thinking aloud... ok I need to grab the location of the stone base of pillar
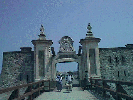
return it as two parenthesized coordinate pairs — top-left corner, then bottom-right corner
(35, 78), (49, 82)
(86, 33), (94, 38)
(38, 34), (46, 40)
(35, 79), (41, 82)
(91, 75), (101, 79)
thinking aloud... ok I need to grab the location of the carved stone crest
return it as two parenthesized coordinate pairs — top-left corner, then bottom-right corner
(59, 36), (75, 52)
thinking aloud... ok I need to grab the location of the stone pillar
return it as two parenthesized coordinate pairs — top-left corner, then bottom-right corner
(32, 28), (53, 81)
(51, 61), (56, 80)
(78, 56), (82, 86)
(79, 23), (101, 79)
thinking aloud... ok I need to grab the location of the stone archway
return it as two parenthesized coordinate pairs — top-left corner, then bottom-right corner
(51, 36), (82, 82)
(51, 53), (81, 80)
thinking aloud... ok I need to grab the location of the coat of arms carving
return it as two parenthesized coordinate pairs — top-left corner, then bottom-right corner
(59, 36), (75, 52)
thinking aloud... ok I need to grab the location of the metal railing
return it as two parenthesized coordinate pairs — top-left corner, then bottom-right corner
(0, 80), (56, 100)
(89, 78), (133, 100)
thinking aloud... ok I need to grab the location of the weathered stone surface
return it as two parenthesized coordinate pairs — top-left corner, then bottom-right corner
(99, 47), (133, 82)
(59, 36), (75, 52)
(99, 46), (133, 97)
(0, 49), (34, 89)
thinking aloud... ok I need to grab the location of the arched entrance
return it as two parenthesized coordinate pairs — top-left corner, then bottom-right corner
(51, 36), (82, 86)
(54, 60), (80, 87)
(51, 54), (81, 79)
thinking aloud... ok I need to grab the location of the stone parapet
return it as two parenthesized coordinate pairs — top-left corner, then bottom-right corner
(20, 47), (32, 52)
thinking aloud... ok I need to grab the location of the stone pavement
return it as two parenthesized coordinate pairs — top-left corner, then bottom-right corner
(35, 87), (103, 100)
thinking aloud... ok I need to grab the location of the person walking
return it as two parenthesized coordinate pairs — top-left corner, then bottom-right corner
(66, 74), (72, 91)
(67, 74), (73, 84)
(56, 74), (62, 92)
(83, 71), (89, 91)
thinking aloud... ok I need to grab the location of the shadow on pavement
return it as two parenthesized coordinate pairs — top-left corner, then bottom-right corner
(86, 89), (108, 100)
(63, 91), (71, 93)
(72, 84), (79, 87)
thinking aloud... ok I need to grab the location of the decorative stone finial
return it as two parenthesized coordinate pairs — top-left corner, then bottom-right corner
(87, 23), (92, 33)
(40, 24), (45, 34)
(38, 24), (46, 40)
(86, 23), (94, 38)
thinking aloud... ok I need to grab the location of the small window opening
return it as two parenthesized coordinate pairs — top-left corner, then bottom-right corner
(20, 75), (22, 81)
(108, 56), (112, 63)
(121, 56), (125, 65)
(118, 71), (119, 77)
(115, 57), (119, 63)
(128, 73), (130, 76)
(27, 75), (29, 83)
(124, 71), (126, 76)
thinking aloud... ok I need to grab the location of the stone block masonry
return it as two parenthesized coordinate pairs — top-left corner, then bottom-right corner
(0, 47), (34, 89)
(99, 46), (133, 82)
(99, 44), (133, 97)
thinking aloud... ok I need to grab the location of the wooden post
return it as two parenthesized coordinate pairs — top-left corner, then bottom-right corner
(95, 80), (97, 92)
(49, 80), (50, 91)
(42, 81), (44, 92)
(29, 85), (32, 100)
(17, 88), (19, 99)
(102, 79), (106, 97)
(90, 78), (92, 89)
(95, 80), (98, 93)
(39, 82), (40, 95)
(13, 88), (19, 99)
(116, 81), (120, 100)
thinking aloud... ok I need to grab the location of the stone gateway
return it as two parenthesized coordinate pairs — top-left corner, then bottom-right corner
(0, 23), (133, 91)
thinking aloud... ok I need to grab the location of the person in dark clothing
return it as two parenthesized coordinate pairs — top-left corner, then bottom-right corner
(83, 71), (89, 91)
(83, 78), (88, 90)
(56, 74), (62, 92)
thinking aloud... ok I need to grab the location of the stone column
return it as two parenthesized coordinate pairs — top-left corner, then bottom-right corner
(51, 61), (56, 80)
(79, 23), (101, 79)
(78, 56), (82, 86)
(32, 32), (53, 81)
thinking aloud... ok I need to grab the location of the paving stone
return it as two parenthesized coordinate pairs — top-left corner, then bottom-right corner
(35, 87), (101, 100)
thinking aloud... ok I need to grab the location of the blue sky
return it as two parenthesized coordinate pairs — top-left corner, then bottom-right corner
(57, 62), (78, 72)
(0, 0), (133, 73)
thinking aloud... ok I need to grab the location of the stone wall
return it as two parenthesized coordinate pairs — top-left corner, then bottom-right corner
(99, 46), (133, 81)
(99, 44), (133, 97)
(0, 48), (34, 89)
